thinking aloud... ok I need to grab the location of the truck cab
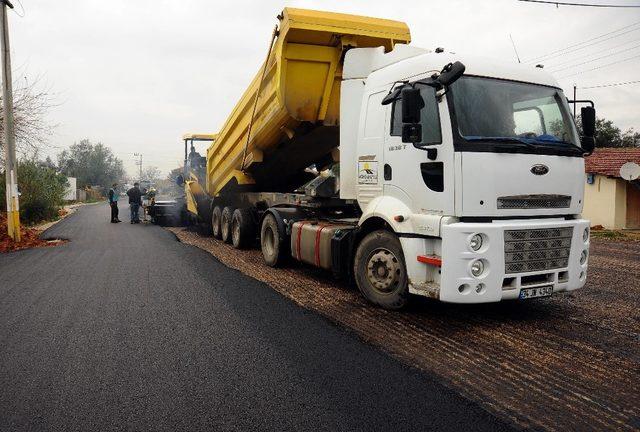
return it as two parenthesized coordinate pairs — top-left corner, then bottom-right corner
(341, 45), (593, 304)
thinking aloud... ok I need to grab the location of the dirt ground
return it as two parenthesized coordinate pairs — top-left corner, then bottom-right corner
(169, 227), (639, 431)
(0, 212), (66, 253)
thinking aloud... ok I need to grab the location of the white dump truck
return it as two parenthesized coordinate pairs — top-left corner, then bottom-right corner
(174, 8), (596, 309)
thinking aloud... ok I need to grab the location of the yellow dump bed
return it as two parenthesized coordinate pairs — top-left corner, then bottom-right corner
(205, 8), (410, 196)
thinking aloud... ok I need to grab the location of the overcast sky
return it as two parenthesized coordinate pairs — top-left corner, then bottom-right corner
(9, 0), (640, 176)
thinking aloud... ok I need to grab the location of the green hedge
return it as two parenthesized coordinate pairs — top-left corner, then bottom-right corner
(1, 160), (68, 224)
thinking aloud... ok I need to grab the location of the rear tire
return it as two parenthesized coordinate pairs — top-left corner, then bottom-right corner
(260, 213), (287, 267)
(180, 208), (190, 227)
(221, 206), (235, 243)
(354, 230), (409, 310)
(211, 206), (222, 239)
(231, 208), (255, 249)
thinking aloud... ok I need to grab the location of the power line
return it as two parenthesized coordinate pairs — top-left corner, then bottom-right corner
(524, 21), (640, 63)
(579, 79), (640, 89)
(549, 44), (640, 72)
(544, 36), (640, 67)
(518, 0), (640, 7)
(558, 52), (640, 78)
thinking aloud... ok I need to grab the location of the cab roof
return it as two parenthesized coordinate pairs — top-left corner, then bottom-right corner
(182, 133), (217, 141)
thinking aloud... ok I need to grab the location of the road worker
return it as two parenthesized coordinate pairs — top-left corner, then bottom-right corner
(108, 183), (121, 223)
(126, 182), (143, 224)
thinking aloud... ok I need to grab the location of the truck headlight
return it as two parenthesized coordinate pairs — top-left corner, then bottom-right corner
(580, 250), (588, 265)
(470, 259), (485, 277)
(583, 228), (589, 243)
(469, 233), (483, 251)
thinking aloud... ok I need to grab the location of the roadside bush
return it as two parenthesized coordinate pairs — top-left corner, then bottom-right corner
(0, 160), (68, 224)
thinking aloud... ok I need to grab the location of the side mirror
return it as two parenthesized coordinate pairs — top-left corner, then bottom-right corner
(176, 174), (185, 186)
(580, 106), (596, 154)
(382, 86), (403, 105)
(581, 136), (595, 154)
(581, 106), (596, 138)
(437, 61), (465, 87)
(401, 88), (424, 123)
(402, 123), (422, 143)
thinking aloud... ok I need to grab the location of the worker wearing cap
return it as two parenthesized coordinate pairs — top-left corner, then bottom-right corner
(126, 182), (143, 224)
(108, 183), (121, 223)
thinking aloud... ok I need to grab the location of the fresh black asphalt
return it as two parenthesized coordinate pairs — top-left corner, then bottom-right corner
(0, 202), (515, 431)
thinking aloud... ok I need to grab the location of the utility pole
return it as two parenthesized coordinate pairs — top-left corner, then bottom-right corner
(1, 0), (20, 242)
(573, 84), (577, 119)
(134, 153), (142, 181)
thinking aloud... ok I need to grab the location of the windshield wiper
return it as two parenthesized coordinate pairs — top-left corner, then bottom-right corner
(534, 137), (584, 154)
(465, 136), (539, 149)
(465, 136), (584, 154)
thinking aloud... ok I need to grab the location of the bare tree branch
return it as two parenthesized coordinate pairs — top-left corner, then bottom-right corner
(0, 73), (58, 163)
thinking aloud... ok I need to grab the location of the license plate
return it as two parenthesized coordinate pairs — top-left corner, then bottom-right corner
(519, 285), (553, 300)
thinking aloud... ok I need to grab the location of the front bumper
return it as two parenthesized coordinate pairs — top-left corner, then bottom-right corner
(435, 218), (589, 303)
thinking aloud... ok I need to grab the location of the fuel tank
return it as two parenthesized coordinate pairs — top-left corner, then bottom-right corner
(291, 221), (354, 270)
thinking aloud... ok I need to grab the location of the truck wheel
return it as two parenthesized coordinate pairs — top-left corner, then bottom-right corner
(232, 208), (255, 249)
(211, 206), (222, 238)
(221, 206), (235, 243)
(261, 213), (287, 267)
(354, 230), (409, 310)
(180, 208), (190, 226)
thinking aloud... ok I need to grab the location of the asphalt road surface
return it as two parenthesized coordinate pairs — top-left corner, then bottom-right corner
(0, 202), (514, 432)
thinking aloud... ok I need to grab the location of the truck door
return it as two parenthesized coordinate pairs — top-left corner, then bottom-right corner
(383, 85), (455, 216)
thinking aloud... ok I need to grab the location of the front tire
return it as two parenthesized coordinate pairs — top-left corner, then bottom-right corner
(354, 230), (409, 310)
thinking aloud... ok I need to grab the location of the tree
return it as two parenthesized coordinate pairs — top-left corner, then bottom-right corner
(167, 166), (183, 183)
(0, 160), (68, 223)
(575, 115), (639, 148)
(594, 118), (622, 148)
(0, 76), (57, 161)
(621, 128), (640, 147)
(161, 166), (185, 197)
(141, 165), (161, 182)
(57, 139), (124, 188)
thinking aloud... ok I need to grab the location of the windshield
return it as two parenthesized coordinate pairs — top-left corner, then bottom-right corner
(451, 77), (580, 148)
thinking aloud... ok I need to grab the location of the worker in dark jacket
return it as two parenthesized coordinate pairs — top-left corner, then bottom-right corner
(126, 182), (144, 224)
(108, 183), (121, 223)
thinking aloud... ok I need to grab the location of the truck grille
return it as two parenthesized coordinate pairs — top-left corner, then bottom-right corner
(504, 227), (573, 274)
(497, 195), (571, 209)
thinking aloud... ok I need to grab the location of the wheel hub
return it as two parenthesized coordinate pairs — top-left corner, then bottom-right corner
(366, 249), (400, 293)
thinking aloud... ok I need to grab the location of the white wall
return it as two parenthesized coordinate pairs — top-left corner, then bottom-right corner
(582, 174), (626, 229)
(64, 177), (77, 201)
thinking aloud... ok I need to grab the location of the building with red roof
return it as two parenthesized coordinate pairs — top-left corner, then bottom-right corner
(583, 148), (640, 229)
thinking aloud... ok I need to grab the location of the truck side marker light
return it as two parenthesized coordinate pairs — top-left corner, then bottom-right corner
(417, 255), (442, 267)
(394, 215), (405, 222)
